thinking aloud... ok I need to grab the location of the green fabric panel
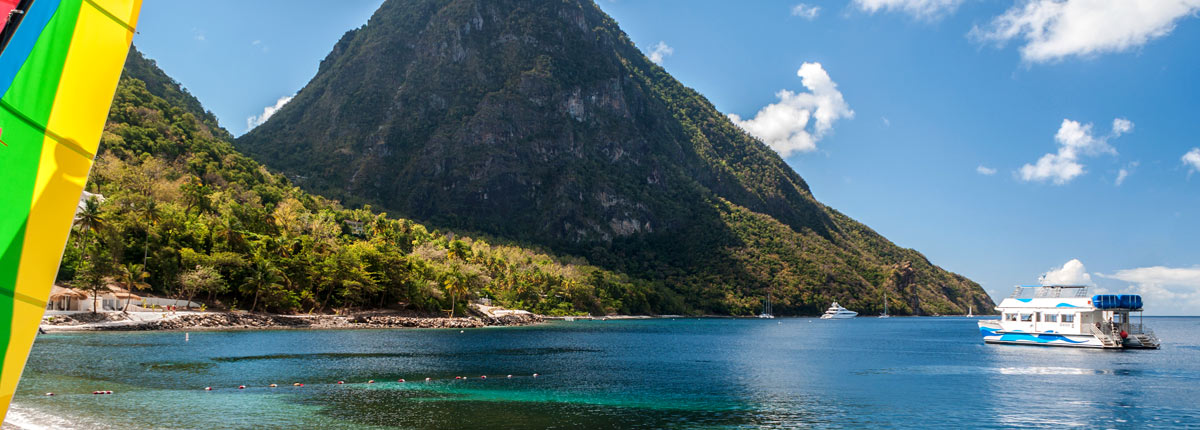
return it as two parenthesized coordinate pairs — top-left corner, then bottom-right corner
(0, 0), (81, 372)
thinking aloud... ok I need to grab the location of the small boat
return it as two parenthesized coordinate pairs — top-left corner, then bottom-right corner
(821, 302), (857, 319)
(966, 306), (973, 318)
(879, 293), (890, 318)
(758, 292), (775, 319)
(978, 285), (1160, 349)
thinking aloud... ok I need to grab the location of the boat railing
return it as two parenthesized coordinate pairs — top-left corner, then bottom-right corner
(1128, 323), (1154, 336)
(1088, 324), (1119, 346)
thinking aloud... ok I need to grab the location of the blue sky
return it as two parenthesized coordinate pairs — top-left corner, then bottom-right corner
(131, 0), (1200, 314)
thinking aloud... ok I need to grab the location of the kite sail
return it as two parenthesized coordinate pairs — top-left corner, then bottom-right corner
(0, 0), (141, 421)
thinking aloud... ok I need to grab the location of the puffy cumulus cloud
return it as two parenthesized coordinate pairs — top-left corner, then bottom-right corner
(246, 94), (294, 131)
(976, 165), (997, 175)
(728, 62), (854, 157)
(1018, 118), (1129, 185)
(791, 3), (821, 20)
(647, 41), (673, 65)
(853, 0), (964, 19)
(1183, 148), (1200, 174)
(1039, 259), (1094, 286)
(1112, 118), (1134, 136)
(1097, 265), (1200, 315)
(972, 0), (1200, 63)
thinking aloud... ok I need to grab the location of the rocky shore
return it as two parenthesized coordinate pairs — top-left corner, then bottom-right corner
(41, 308), (543, 332)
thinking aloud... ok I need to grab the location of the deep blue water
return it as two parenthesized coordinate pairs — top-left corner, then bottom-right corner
(7, 317), (1200, 429)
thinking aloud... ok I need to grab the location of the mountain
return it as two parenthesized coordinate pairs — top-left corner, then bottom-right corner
(64, 47), (675, 316)
(236, 0), (994, 315)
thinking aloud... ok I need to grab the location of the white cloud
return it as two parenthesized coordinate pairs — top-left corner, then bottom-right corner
(853, 0), (964, 19)
(728, 62), (854, 157)
(193, 28), (206, 42)
(246, 95), (294, 131)
(1115, 161), (1138, 186)
(1115, 168), (1130, 186)
(971, 0), (1200, 63)
(1112, 117), (1134, 136)
(1018, 118), (1129, 185)
(1039, 259), (1093, 286)
(882, 116), (890, 127)
(647, 41), (673, 65)
(976, 165), (997, 175)
(1097, 265), (1200, 315)
(1183, 148), (1200, 174)
(792, 3), (821, 20)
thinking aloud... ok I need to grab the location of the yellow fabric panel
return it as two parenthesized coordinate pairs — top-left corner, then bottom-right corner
(0, 0), (141, 403)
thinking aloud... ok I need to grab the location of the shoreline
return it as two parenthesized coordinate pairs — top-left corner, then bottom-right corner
(39, 311), (1002, 333)
(40, 309), (543, 333)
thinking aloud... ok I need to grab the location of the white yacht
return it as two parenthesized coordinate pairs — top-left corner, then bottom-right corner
(821, 302), (857, 319)
(978, 285), (1159, 349)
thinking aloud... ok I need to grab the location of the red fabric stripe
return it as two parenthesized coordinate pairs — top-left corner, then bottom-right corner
(0, 0), (21, 33)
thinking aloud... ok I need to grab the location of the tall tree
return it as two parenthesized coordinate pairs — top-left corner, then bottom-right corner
(115, 262), (150, 312)
(241, 260), (283, 313)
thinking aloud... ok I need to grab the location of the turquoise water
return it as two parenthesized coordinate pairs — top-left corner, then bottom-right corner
(7, 317), (1200, 429)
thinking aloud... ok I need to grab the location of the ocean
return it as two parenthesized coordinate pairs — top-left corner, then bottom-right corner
(6, 317), (1199, 429)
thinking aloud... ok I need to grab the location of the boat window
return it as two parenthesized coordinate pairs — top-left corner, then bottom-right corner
(1062, 314), (1074, 323)
(1020, 313), (1032, 322)
(1044, 314), (1058, 322)
(1005, 313), (1017, 321)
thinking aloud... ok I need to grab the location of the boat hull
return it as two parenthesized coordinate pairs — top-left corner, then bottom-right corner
(979, 323), (1104, 348)
(821, 313), (857, 319)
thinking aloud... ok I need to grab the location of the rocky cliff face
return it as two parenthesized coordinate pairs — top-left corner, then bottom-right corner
(237, 0), (994, 315)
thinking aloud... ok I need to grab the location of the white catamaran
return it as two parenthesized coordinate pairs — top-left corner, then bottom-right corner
(978, 285), (1160, 349)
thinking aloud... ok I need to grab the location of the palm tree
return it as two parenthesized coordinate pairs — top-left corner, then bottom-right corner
(241, 260), (283, 313)
(115, 263), (150, 312)
(443, 274), (470, 318)
(138, 200), (159, 267)
(73, 196), (104, 249)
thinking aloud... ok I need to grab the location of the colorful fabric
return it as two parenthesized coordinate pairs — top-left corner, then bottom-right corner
(0, 0), (141, 420)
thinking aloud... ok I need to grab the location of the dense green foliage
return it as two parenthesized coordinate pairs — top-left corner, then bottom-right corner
(236, 0), (994, 315)
(57, 49), (676, 316)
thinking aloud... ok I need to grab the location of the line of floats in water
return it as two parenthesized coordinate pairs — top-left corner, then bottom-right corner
(43, 373), (541, 397)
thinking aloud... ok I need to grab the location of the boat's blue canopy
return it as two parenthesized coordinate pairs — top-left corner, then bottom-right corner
(1092, 294), (1143, 310)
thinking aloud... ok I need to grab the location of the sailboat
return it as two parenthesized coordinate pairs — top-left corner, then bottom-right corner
(0, 0), (142, 421)
(758, 292), (775, 319)
(879, 292), (890, 318)
(967, 306), (973, 318)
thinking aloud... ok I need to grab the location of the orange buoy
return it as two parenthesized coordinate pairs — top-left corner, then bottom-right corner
(480, 375), (487, 379)
(455, 376), (462, 380)
(269, 384), (277, 388)
(205, 387), (212, 391)
(44, 393), (53, 396)
(337, 381), (344, 384)
(238, 385), (246, 389)
(425, 377), (432, 381)
(532, 373), (539, 377)
(367, 380), (375, 384)
(398, 379), (405, 382)
(506, 375), (512, 378)
(293, 382), (303, 387)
